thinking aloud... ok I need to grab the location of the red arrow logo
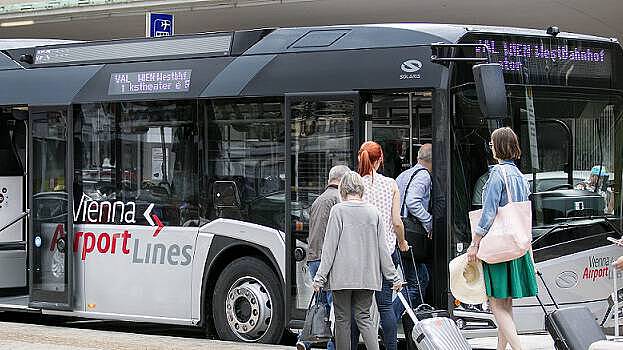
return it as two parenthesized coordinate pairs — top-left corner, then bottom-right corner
(152, 214), (164, 237)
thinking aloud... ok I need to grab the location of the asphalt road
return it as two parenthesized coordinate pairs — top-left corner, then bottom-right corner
(0, 311), (556, 349)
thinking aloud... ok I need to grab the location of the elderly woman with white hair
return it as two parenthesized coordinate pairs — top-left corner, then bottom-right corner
(313, 171), (402, 350)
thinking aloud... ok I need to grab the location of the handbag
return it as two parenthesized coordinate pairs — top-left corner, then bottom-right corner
(469, 165), (532, 264)
(401, 168), (432, 261)
(300, 290), (333, 342)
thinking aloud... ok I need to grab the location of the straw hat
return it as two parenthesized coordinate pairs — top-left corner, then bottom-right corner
(449, 253), (487, 304)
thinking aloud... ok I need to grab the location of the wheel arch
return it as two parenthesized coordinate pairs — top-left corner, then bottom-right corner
(199, 235), (285, 334)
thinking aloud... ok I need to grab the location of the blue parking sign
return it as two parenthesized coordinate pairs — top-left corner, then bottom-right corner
(146, 13), (174, 37)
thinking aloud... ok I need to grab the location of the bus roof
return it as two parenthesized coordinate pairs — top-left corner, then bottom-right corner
(4, 23), (618, 68)
(0, 23), (619, 106)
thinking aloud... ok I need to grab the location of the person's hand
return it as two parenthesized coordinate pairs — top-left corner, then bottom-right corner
(467, 244), (479, 263)
(398, 240), (410, 252)
(392, 281), (403, 292)
(312, 282), (321, 292)
(615, 256), (623, 270)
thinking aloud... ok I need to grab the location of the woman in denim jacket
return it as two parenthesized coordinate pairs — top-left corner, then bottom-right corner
(467, 127), (538, 350)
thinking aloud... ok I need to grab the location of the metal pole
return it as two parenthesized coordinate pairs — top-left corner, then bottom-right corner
(408, 93), (413, 166)
(615, 264), (619, 337)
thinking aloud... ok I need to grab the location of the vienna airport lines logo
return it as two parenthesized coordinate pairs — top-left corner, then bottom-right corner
(400, 59), (422, 80)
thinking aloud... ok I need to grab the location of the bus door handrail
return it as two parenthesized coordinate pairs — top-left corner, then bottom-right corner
(0, 209), (30, 235)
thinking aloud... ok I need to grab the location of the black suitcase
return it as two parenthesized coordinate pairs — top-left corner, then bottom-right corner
(536, 270), (607, 350)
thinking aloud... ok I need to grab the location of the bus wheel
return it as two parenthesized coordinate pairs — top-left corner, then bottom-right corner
(212, 256), (284, 343)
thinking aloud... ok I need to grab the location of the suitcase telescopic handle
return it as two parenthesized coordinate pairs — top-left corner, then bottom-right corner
(536, 270), (560, 310)
(397, 248), (425, 307)
(397, 292), (419, 324)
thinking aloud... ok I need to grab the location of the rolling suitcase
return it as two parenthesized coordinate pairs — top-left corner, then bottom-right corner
(397, 249), (450, 319)
(397, 292), (471, 350)
(536, 270), (607, 350)
(397, 250), (449, 350)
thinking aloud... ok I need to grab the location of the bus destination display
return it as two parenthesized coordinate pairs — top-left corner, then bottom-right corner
(469, 35), (613, 87)
(108, 69), (192, 95)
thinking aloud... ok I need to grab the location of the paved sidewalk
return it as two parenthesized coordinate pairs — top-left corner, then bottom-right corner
(0, 317), (557, 350)
(0, 320), (286, 350)
(469, 334), (554, 349)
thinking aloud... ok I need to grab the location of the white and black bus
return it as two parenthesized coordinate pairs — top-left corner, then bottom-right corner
(0, 23), (620, 343)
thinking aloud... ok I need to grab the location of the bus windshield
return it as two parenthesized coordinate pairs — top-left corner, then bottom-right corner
(452, 86), (623, 230)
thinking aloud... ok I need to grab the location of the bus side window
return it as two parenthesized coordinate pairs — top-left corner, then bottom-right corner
(74, 101), (199, 227)
(200, 100), (285, 230)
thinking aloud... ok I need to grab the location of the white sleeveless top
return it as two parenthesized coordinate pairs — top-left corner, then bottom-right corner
(362, 172), (397, 254)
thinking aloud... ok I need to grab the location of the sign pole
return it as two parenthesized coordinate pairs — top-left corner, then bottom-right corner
(145, 12), (151, 38)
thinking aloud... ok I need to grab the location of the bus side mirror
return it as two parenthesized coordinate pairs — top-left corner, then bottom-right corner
(213, 181), (241, 209)
(473, 63), (508, 120)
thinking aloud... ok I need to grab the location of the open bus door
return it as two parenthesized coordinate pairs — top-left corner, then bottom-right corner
(284, 92), (361, 322)
(29, 107), (73, 310)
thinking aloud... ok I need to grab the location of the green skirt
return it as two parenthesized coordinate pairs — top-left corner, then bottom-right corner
(483, 252), (538, 299)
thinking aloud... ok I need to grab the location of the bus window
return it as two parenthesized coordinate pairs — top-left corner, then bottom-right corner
(74, 101), (199, 227)
(200, 100), (285, 230)
(451, 86), (623, 252)
(368, 92), (432, 179)
(289, 99), (355, 206)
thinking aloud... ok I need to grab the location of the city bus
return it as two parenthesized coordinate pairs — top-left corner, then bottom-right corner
(0, 23), (620, 343)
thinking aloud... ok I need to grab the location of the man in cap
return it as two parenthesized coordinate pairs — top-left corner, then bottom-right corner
(576, 165), (614, 214)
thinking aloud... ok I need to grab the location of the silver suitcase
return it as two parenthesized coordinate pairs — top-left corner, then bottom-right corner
(397, 292), (471, 350)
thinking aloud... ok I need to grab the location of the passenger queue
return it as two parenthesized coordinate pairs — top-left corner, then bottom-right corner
(298, 127), (539, 350)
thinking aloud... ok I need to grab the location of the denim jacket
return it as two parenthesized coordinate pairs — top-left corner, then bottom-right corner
(475, 160), (530, 236)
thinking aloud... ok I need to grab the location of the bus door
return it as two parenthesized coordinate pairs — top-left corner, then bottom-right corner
(284, 92), (361, 320)
(29, 107), (73, 309)
(0, 106), (28, 297)
(365, 92), (433, 178)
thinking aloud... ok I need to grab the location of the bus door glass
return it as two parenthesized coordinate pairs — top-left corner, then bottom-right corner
(284, 92), (360, 318)
(367, 92), (433, 178)
(29, 107), (73, 309)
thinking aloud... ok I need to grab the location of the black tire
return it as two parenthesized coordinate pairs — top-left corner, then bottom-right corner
(212, 256), (285, 344)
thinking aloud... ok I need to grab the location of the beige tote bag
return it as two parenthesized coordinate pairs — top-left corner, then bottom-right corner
(469, 165), (532, 264)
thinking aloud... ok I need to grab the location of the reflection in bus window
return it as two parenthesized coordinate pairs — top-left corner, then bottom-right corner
(369, 93), (433, 179)
(74, 101), (198, 227)
(452, 87), (622, 234)
(289, 99), (355, 210)
(200, 100), (285, 230)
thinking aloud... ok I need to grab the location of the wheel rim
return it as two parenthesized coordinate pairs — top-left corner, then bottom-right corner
(225, 276), (273, 342)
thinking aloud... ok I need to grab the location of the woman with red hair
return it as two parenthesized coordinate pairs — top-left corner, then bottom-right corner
(354, 141), (408, 350)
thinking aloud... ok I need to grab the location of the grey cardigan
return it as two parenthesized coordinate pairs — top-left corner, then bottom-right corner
(313, 201), (402, 291)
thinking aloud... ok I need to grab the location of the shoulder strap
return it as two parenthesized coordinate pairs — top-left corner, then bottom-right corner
(401, 168), (428, 217)
(498, 165), (514, 203)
